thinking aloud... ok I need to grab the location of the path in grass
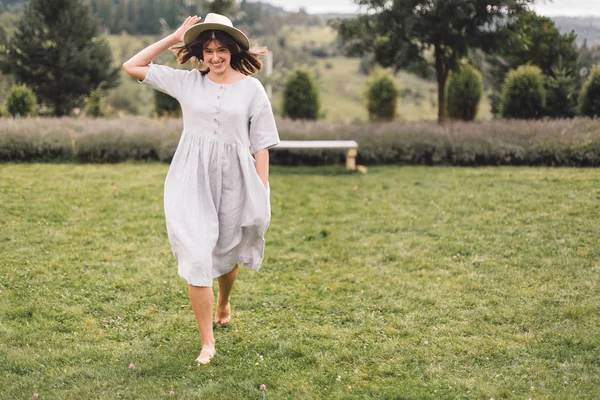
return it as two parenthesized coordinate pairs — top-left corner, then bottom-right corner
(1, 164), (599, 399)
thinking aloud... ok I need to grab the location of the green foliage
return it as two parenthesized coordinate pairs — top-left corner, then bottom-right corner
(5, 83), (36, 117)
(545, 64), (578, 119)
(334, 0), (535, 123)
(365, 69), (398, 121)
(580, 66), (600, 118)
(501, 65), (546, 120)
(207, 0), (236, 14)
(85, 88), (106, 118)
(487, 11), (579, 117)
(153, 90), (181, 117)
(2, 0), (120, 116)
(282, 69), (320, 120)
(446, 65), (483, 121)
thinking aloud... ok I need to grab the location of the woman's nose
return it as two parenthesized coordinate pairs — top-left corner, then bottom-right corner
(211, 53), (220, 61)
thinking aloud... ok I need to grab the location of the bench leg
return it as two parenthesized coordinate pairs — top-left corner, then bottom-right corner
(346, 148), (357, 171)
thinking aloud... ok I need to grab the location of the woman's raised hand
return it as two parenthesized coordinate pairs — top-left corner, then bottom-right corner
(173, 16), (202, 43)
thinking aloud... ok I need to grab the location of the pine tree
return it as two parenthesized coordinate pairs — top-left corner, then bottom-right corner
(545, 61), (578, 119)
(2, 0), (120, 116)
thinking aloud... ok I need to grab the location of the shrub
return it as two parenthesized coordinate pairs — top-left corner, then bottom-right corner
(85, 88), (106, 117)
(5, 84), (37, 117)
(446, 65), (483, 121)
(580, 65), (600, 118)
(365, 69), (399, 122)
(154, 90), (181, 117)
(501, 65), (546, 119)
(282, 69), (320, 120)
(76, 133), (159, 163)
(545, 65), (578, 119)
(2, 117), (600, 167)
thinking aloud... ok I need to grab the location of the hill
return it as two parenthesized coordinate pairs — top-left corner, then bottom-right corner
(553, 16), (600, 46)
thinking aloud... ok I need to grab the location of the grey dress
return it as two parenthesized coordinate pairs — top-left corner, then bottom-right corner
(142, 63), (280, 287)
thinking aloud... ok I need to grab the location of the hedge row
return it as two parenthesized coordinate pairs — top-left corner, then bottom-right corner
(1, 117), (600, 166)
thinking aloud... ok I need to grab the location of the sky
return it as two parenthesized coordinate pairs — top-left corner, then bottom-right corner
(265, 0), (600, 17)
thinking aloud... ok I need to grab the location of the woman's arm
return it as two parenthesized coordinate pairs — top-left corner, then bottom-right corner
(122, 16), (201, 81)
(254, 149), (270, 189)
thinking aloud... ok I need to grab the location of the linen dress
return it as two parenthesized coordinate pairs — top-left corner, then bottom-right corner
(141, 63), (280, 287)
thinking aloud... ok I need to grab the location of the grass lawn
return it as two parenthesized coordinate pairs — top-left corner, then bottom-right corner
(1, 163), (599, 399)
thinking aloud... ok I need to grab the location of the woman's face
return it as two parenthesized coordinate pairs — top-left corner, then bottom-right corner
(203, 40), (231, 75)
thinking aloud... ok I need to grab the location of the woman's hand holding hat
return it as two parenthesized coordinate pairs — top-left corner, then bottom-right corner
(173, 16), (202, 43)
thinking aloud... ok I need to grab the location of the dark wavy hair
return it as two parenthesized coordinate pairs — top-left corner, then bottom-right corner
(172, 30), (267, 76)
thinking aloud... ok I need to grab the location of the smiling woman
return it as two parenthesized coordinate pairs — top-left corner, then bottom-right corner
(171, 29), (266, 77)
(121, 13), (280, 366)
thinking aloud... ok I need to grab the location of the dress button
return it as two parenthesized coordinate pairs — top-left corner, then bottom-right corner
(220, 85), (223, 89)
(213, 130), (217, 134)
(214, 118), (217, 122)
(217, 96), (220, 99)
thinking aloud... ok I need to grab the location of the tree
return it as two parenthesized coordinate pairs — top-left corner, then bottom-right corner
(206, 0), (236, 15)
(446, 64), (483, 121)
(545, 62), (578, 119)
(282, 69), (320, 120)
(365, 69), (398, 121)
(486, 11), (579, 116)
(580, 66), (600, 118)
(2, 0), (119, 116)
(501, 65), (545, 119)
(335, 0), (534, 124)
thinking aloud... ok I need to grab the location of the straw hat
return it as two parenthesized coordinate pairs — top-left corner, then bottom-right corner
(183, 13), (250, 50)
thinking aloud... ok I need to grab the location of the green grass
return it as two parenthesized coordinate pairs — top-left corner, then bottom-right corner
(1, 163), (599, 399)
(279, 26), (338, 48)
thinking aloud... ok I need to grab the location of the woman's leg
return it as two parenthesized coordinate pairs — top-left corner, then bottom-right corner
(215, 264), (239, 326)
(188, 285), (216, 364)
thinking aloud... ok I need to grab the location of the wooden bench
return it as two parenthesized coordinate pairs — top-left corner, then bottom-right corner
(272, 140), (359, 170)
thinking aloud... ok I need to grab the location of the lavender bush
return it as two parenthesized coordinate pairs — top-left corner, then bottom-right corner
(1, 117), (599, 166)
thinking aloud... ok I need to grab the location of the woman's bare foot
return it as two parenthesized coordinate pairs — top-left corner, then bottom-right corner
(215, 300), (231, 327)
(195, 345), (216, 365)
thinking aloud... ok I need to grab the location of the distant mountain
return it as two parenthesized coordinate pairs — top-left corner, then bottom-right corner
(550, 16), (600, 47)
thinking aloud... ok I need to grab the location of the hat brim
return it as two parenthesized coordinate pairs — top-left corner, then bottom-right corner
(183, 23), (250, 50)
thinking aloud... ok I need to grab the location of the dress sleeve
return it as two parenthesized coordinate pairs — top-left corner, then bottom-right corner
(249, 81), (280, 153)
(139, 63), (188, 100)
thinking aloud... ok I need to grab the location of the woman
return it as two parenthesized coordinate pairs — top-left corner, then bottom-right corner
(123, 13), (279, 365)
